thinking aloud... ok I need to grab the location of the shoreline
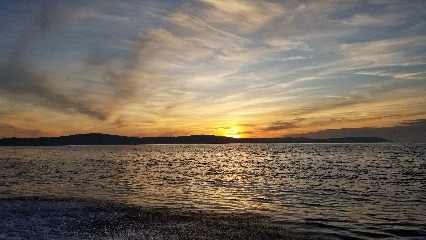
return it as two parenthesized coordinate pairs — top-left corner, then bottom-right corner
(1, 197), (330, 240)
(0, 133), (391, 146)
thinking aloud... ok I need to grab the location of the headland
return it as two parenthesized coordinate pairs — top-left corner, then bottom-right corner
(0, 133), (391, 146)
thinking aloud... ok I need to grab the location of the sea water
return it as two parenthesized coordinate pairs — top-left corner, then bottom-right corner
(0, 143), (425, 239)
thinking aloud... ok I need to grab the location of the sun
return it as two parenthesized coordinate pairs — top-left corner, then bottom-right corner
(224, 126), (242, 138)
(227, 134), (240, 138)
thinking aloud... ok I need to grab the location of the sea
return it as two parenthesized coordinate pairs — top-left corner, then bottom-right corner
(0, 143), (425, 239)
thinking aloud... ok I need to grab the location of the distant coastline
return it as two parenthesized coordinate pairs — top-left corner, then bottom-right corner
(0, 133), (391, 146)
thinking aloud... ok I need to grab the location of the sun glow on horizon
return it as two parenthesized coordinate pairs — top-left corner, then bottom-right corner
(227, 134), (241, 138)
(223, 125), (243, 138)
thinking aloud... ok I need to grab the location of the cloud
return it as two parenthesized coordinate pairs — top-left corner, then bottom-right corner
(354, 70), (426, 80)
(200, 0), (283, 32)
(263, 121), (297, 132)
(37, 0), (100, 33)
(342, 13), (398, 27)
(0, 65), (110, 120)
(0, 123), (54, 138)
(0, 2), (110, 120)
(1, 1), (425, 138)
(287, 119), (426, 142)
(256, 85), (426, 138)
(0, 1), (174, 121)
(340, 36), (426, 67)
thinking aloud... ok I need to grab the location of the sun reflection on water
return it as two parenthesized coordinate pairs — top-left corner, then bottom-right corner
(2, 143), (425, 238)
(116, 144), (282, 214)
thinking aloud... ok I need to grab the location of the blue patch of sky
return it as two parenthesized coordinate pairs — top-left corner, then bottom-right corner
(386, 65), (426, 76)
(328, 1), (388, 20)
(327, 1), (425, 42)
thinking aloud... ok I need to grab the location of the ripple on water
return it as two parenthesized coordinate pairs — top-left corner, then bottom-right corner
(0, 143), (425, 239)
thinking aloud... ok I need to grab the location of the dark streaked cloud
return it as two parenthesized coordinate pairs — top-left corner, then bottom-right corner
(0, 1), (425, 138)
(263, 121), (298, 132)
(0, 1), (173, 121)
(0, 65), (110, 120)
(0, 1), (109, 120)
(287, 119), (426, 142)
(0, 123), (51, 138)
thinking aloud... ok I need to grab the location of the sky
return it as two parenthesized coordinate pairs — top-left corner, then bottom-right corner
(0, 0), (425, 141)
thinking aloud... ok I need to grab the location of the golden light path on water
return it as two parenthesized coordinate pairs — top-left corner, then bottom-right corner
(1, 144), (425, 239)
(119, 144), (283, 214)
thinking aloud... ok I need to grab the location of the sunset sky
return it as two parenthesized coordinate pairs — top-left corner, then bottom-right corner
(0, 0), (425, 141)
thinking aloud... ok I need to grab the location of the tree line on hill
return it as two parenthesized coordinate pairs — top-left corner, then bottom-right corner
(0, 133), (391, 146)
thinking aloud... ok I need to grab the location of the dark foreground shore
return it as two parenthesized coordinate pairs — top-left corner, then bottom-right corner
(1, 197), (339, 240)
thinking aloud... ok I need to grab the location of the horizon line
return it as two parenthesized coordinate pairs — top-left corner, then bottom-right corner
(0, 132), (392, 140)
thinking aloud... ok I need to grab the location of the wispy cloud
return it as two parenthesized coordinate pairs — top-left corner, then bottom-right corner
(0, 123), (51, 138)
(288, 119), (426, 142)
(0, 0), (425, 139)
(340, 36), (426, 67)
(0, 1), (177, 122)
(200, 0), (283, 33)
(263, 121), (298, 132)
